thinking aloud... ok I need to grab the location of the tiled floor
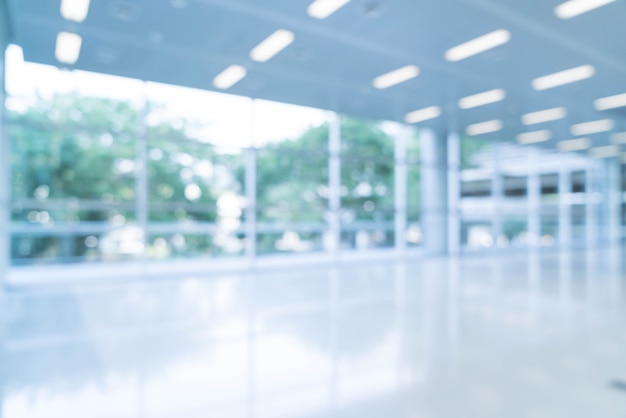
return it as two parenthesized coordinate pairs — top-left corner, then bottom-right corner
(2, 247), (626, 417)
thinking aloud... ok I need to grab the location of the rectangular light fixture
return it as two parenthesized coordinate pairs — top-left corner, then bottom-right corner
(555, 0), (616, 19)
(458, 89), (506, 109)
(404, 106), (442, 124)
(557, 138), (591, 152)
(521, 107), (567, 125)
(610, 132), (626, 144)
(531, 65), (595, 90)
(373, 65), (420, 89)
(307, 0), (351, 19)
(570, 119), (614, 136)
(213, 65), (247, 89)
(590, 145), (620, 158)
(55, 32), (82, 64)
(60, 0), (90, 22)
(250, 29), (295, 63)
(594, 93), (626, 111)
(516, 130), (552, 144)
(466, 120), (503, 136)
(444, 30), (511, 62)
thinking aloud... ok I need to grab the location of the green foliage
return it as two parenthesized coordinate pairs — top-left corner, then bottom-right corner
(461, 136), (491, 169)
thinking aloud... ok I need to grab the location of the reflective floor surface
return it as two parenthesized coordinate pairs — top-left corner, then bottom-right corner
(2, 247), (626, 418)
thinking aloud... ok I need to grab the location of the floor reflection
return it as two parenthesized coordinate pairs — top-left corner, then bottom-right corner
(3, 247), (626, 417)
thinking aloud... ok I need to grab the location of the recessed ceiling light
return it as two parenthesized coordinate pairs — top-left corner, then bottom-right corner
(307, 0), (351, 19)
(466, 120), (503, 136)
(570, 119), (614, 136)
(521, 107), (567, 125)
(594, 93), (626, 111)
(555, 0), (616, 19)
(517, 130), (552, 144)
(61, 0), (91, 22)
(590, 145), (620, 158)
(611, 132), (626, 145)
(404, 106), (442, 124)
(213, 65), (247, 89)
(531, 65), (595, 90)
(444, 30), (511, 62)
(558, 138), (591, 152)
(55, 32), (82, 64)
(372, 65), (420, 89)
(250, 29), (295, 63)
(458, 89), (506, 109)
(610, 132), (626, 144)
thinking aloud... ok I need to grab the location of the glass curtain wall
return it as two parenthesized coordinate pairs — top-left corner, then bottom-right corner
(458, 135), (598, 251)
(7, 56), (423, 266)
(144, 83), (249, 259)
(8, 61), (145, 264)
(339, 116), (395, 250)
(254, 100), (328, 255)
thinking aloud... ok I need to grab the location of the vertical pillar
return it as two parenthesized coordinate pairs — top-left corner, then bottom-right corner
(328, 112), (341, 257)
(0, 8), (10, 283)
(558, 166), (572, 247)
(447, 132), (460, 255)
(585, 161), (598, 247)
(245, 99), (257, 261)
(492, 145), (504, 246)
(1, 10), (11, 418)
(606, 158), (621, 245)
(394, 125), (408, 253)
(420, 127), (447, 255)
(135, 89), (149, 257)
(527, 150), (541, 247)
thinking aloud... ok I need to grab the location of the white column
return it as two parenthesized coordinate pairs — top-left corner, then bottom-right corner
(447, 132), (460, 255)
(606, 158), (621, 245)
(420, 127), (447, 255)
(394, 126), (408, 253)
(558, 166), (572, 247)
(585, 161), (598, 247)
(492, 145), (504, 246)
(245, 99), (257, 261)
(328, 112), (341, 257)
(0, 21), (9, 283)
(527, 151), (541, 247)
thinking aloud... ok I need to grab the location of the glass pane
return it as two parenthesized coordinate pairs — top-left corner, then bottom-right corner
(340, 116), (394, 249)
(254, 100), (328, 255)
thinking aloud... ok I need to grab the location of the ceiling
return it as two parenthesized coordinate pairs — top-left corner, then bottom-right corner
(4, 0), (626, 150)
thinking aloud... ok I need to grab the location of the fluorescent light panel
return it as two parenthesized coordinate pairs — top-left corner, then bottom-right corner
(307, 0), (350, 19)
(517, 130), (552, 144)
(444, 29), (511, 62)
(250, 29), (295, 63)
(404, 106), (442, 124)
(558, 138), (591, 152)
(60, 0), (90, 22)
(458, 89), (505, 109)
(373, 65), (420, 89)
(590, 145), (620, 158)
(570, 119), (614, 136)
(466, 120), (503, 136)
(55, 32), (82, 64)
(531, 65), (595, 90)
(594, 93), (626, 111)
(521, 107), (567, 125)
(213, 65), (247, 89)
(610, 132), (626, 144)
(555, 0), (616, 19)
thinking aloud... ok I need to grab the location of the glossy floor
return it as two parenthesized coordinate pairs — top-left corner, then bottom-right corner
(2, 248), (626, 418)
